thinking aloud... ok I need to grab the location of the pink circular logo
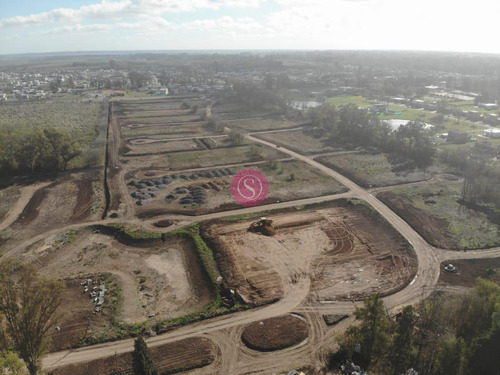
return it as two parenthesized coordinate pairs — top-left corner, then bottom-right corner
(231, 169), (269, 207)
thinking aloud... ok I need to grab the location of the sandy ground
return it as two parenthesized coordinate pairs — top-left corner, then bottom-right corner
(30, 231), (213, 324)
(209, 205), (416, 306)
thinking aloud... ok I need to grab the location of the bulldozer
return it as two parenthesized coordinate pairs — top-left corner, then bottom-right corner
(248, 217), (275, 236)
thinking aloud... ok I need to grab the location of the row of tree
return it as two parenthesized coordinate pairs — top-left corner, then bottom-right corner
(308, 103), (435, 168)
(0, 126), (81, 175)
(338, 279), (500, 375)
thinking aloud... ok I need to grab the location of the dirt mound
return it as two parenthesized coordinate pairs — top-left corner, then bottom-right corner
(154, 219), (174, 228)
(241, 314), (309, 352)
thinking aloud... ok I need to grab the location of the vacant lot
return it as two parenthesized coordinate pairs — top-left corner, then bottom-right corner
(256, 130), (331, 154)
(204, 200), (416, 305)
(0, 172), (102, 249)
(47, 337), (216, 375)
(316, 152), (433, 188)
(439, 258), (500, 287)
(128, 160), (346, 217)
(378, 183), (500, 249)
(25, 227), (214, 345)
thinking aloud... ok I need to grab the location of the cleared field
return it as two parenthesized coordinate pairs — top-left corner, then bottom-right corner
(121, 122), (214, 140)
(121, 114), (202, 126)
(128, 160), (346, 217)
(378, 183), (500, 249)
(439, 258), (500, 287)
(241, 314), (309, 351)
(316, 152), (433, 188)
(1, 172), (102, 246)
(27, 228), (214, 346)
(123, 144), (284, 171)
(204, 200), (416, 305)
(47, 337), (216, 375)
(256, 129), (331, 154)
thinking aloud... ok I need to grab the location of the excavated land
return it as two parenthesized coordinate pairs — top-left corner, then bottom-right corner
(0, 172), (103, 253)
(24, 228), (214, 347)
(203, 200), (417, 306)
(47, 337), (217, 375)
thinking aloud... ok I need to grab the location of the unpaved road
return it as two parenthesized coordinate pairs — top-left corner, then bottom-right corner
(35, 132), (500, 374)
(0, 182), (51, 232)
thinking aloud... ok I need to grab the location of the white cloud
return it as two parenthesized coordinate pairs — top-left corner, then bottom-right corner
(41, 23), (114, 35)
(0, 0), (268, 28)
(182, 16), (262, 31)
(0, 8), (77, 28)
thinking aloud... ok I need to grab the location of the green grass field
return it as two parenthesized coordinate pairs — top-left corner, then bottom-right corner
(316, 152), (433, 188)
(0, 97), (101, 145)
(325, 95), (372, 108)
(166, 144), (284, 170)
(392, 183), (500, 249)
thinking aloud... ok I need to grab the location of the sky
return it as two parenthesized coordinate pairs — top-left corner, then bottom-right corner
(1, 0), (500, 55)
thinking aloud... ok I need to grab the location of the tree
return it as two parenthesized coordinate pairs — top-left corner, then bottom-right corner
(0, 260), (64, 375)
(433, 337), (466, 375)
(343, 293), (391, 368)
(228, 130), (244, 145)
(42, 127), (82, 170)
(466, 327), (500, 375)
(128, 71), (148, 88)
(390, 306), (416, 375)
(0, 352), (28, 375)
(132, 337), (158, 375)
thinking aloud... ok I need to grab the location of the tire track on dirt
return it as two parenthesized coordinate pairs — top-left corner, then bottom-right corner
(0, 182), (52, 232)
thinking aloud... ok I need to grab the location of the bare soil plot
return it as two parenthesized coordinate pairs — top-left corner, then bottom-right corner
(241, 314), (309, 351)
(27, 228), (214, 345)
(256, 130), (332, 154)
(316, 152), (432, 188)
(128, 160), (346, 217)
(203, 200), (416, 305)
(439, 258), (500, 287)
(377, 183), (500, 249)
(47, 337), (216, 375)
(3, 173), (102, 244)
